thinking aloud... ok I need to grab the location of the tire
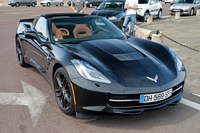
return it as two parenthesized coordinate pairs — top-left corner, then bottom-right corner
(53, 67), (75, 115)
(157, 10), (162, 19)
(16, 37), (28, 67)
(119, 19), (124, 30)
(31, 2), (36, 7)
(60, 2), (64, 6)
(190, 8), (194, 16)
(143, 11), (150, 22)
(15, 2), (20, 7)
(47, 2), (51, 7)
(89, 3), (92, 8)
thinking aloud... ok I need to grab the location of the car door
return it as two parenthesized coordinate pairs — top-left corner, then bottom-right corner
(149, 0), (159, 16)
(27, 17), (51, 81)
(20, 0), (27, 5)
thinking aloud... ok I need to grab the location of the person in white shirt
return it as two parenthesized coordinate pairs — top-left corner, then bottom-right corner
(122, 0), (138, 36)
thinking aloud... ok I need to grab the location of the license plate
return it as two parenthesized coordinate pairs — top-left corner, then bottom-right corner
(140, 88), (172, 103)
(174, 9), (180, 12)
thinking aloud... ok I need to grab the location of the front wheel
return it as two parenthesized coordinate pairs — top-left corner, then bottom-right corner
(157, 10), (162, 19)
(53, 67), (75, 115)
(143, 11), (150, 22)
(190, 8), (194, 16)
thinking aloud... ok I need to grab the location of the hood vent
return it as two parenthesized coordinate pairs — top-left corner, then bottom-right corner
(113, 51), (145, 61)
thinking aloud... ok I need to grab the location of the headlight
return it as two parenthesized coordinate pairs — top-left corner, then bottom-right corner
(183, 6), (190, 10)
(108, 16), (117, 21)
(71, 59), (111, 84)
(169, 49), (183, 71)
(137, 8), (142, 12)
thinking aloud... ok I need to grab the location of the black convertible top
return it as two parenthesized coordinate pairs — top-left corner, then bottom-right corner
(41, 13), (89, 19)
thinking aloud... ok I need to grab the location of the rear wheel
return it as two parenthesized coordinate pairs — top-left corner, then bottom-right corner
(60, 2), (64, 6)
(15, 2), (20, 7)
(16, 37), (28, 67)
(89, 3), (92, 8)
(119, 19), (124, 30)
(53, 67), (75, 115)
(31, 2), (36, 7)
(47, 2), (51, 7)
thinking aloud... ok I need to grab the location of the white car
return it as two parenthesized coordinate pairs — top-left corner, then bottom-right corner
(40, 0), (64, 6)
(137, 0), (163, 21)
(164, 0), (174, 4)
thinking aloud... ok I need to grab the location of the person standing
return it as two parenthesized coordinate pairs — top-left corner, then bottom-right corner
(71, 0), (87, 13)
(122, 0), (138, 36)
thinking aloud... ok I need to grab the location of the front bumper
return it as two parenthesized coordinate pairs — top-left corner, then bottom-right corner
(72, 76), (185, 115)
(170, 9), (191, 15)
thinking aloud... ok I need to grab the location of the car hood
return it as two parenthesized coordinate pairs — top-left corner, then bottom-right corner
(63, 39), (177, 87)
(90, 10), (122, 17)
(171, 3), (192, 8)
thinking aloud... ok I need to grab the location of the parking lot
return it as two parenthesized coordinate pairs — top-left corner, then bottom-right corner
(0, 4), (200, 133)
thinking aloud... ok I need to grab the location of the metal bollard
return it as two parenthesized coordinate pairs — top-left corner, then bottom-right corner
(151, 33), (163, 43)
(147, 15), (153, 25)
(196, 9), (200, 16)
(175, 12), (180, 19)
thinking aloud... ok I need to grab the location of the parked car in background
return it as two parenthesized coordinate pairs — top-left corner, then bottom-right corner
(8, 0), (37, 7)
(40, 0), (64, 7)
(170, 0), (200, 16)
(67, 0), (71, 6)
(137, 0), (162, 21)
(90, 0), (126, 29)
(68, 0), (103, 7)
(86, 0), (104, 8)
(164, 0), (173, 4)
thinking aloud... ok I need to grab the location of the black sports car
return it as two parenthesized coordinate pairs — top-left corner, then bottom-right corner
(15, 13), (186, 118)
(90, 0), (126, 29)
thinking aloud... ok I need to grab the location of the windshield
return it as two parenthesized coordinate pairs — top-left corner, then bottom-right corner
(50, 16), (126, 44)
(138, 0), (149, 4)
(97, 1), (124, 10)
(174, 0), (194, 3)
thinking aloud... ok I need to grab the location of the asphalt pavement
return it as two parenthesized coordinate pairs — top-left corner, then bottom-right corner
(136, 15), (200, 103)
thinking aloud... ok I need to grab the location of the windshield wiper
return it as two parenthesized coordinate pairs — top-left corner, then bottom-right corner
(58, 40), (82, 44)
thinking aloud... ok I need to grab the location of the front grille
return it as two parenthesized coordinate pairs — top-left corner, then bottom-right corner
(108, 82), (184, 109)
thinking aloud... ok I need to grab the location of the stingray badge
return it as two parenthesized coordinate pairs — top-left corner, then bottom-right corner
(146, 75), (158, 83)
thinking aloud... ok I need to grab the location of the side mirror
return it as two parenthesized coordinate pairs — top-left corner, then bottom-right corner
(24, 29), (52, 50)
(150, 1), (154, 5)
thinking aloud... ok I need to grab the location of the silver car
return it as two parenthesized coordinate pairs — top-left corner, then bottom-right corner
(170, 0), (200, 16)
(40, 0), (64, 7)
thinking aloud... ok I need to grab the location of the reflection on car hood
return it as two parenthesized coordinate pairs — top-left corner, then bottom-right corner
(90, 10), (122, 17)
(64, 39), (176, 87)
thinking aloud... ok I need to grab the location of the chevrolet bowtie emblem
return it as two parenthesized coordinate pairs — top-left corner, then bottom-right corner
(146, 75), (158, 83)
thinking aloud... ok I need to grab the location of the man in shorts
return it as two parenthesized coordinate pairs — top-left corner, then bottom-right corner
(71, 0), (87, 13)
